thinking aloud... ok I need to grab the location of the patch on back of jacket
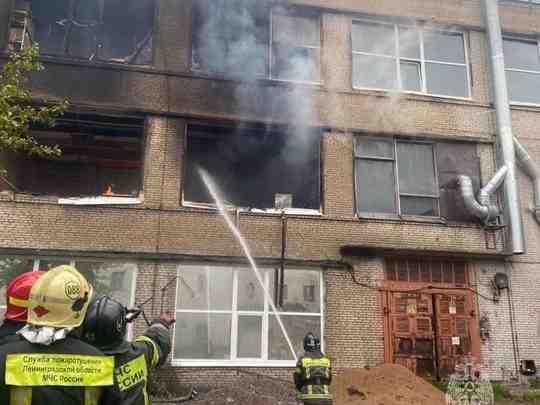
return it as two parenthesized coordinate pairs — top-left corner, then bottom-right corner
(115, 354), (148, 391)
(5, 353), (114, 386)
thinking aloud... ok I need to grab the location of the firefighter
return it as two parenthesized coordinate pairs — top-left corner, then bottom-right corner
(0, 271), (44, 345)
(293, 332), (333, 405)
(81, 295), (174, 405)
(0, 265), (114, 405)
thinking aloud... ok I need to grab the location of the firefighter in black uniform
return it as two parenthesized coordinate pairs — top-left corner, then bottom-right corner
(294, 333), (333, 405)
(81, 295), (174, 405)
(0, 265), (114, 405)
(0, 271), (44, 345)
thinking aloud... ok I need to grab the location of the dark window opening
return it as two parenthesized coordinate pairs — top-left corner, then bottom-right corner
(192, 0), (269, 77)
(30, 0), (155, 64)
(1, 114), (144, 198)
(184, 124), (320, 211)
(354, 136), (480, 221)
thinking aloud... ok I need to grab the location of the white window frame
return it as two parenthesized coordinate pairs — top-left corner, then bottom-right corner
(354, 136), (440, 218)
(351, 19), (472, 100)
(503, 36), (540, 107)
(171, 265), (324, 367)
(269, 8), (322, 85)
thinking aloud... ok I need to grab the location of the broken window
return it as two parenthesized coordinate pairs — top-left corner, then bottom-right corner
(354, 136), (480, 220)
(192, 0), (269, 77)
(173, 265), (322, 364)
(30, 0), (154, 64)
(184, 124), (321, 213)
(352, 21), (470, 98)
(271, 9), (321, 82)
(385, 258), (469, 285)
(1, 114), (144, 199)
(504, 37), (540, 105)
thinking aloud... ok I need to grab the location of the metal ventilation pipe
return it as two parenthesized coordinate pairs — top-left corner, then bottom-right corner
(458, 165), (508, 223)
(514, 138), (540, 224)
(483, 0), (525, 253)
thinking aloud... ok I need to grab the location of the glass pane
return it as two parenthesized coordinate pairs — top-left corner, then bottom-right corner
(272, 14), (320, 47)
(425, 63), (469, 97)
(354, 137), (394, 158)
(176, 266), (233, 310)
(397, 143), (436, 196)
(237, 316), (262, 358)
(507, 70), (540, 104)
(400, 196), (439, 216)
(353, 54), (396, 89)
(503, 39), (540, 72)
(352, 22), (395, 56)
(400, 61), (422, 92)
(174, 313), (231, 359)
(272, 45), (320, 82)
(38, 259), (70, 272)
(355, 160), (396, 214)
(268, 315), (321, 360)
(75, 262), (136, 306)
(424, 31), (465, 63)
(237, 269), (264, 311)
(269, 269), (321, 313)
(0, 257), (34, 306)
(399, 27), (421, 59)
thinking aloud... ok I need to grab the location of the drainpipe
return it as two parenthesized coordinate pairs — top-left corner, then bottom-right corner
(483, 0), (525, 254)
(514, 138), (540, 224)
(458, 165), (507, 224)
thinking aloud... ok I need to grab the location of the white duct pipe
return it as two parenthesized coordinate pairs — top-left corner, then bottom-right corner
(483, 0), (525, 253)
(514, 138), (540, 225)
(458, 166), (507, 223)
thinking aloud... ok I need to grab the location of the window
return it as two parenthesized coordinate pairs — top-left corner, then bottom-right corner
(504, 38), (540, 105)
(0, 114), (144, 199)
(30, 0), (155, 64)
(184, 124), (321, 213)
(385, 258), (468, 286)
(173, 265), (323, 365)
(352, 21), (470, 98)
(271, 10), (321, 82)
(191, 3), (320, 83)
(0, 257), (137, 322)
(192, 0), (269, 77)
(354, 136), (481, 220)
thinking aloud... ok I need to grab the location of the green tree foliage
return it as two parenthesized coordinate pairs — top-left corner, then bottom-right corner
(0, 45), (68, 177)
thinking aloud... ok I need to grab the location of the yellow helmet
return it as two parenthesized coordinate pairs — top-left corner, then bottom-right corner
(27, 265), (93, 328)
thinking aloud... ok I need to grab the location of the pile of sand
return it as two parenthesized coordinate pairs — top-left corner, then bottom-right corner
(333, 364), (446, 405)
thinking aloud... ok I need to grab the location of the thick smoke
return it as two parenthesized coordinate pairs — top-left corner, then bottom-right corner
(193, 0), (319, 209)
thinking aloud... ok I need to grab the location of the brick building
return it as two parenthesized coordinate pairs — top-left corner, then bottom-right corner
(1, 0), (540, 384)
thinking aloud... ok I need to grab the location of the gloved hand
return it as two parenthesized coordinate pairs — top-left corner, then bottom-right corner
(158, 311), (175, 327)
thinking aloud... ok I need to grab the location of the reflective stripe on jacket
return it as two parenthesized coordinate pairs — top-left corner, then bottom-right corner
(294, 352), (333, 404)
(100, 322), (171, 405)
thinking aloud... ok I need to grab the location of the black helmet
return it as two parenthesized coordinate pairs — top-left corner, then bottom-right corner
(81, 295), (127, 349)
(303, 332), (320, 352)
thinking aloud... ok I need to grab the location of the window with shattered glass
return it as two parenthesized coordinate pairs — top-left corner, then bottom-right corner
(184, 124), (321, 212)
(354, 136), (480, 220)
(352, 21), (470, 98)
(192, 0), (269, 77)
(173, 265), (323, 364)
(30, 0), (154, 64)
(504, 37), (540, 105)
(0, 114), (144, 198)
(271, 9), (321, 82)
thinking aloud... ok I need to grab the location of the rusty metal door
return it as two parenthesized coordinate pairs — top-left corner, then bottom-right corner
(388, 291), (474, 377)
(435, 293), (474, 377)
(390, 292), (436, 376)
